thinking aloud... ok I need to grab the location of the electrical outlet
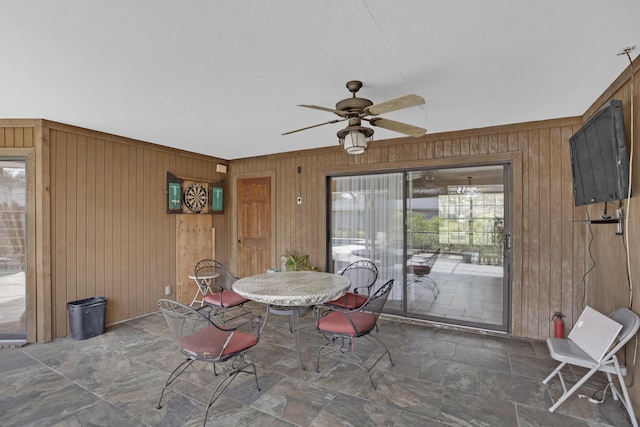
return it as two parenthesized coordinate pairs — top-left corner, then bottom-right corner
(297, 196), (302, 205)
(165, 285), (172, 295)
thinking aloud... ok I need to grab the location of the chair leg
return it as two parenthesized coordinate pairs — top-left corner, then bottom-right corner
(542, 362), (567, 387)
(366, 333), (395, 369)
(202, 361), (260, 427)
(156, 358), (194, 410)
(220, 305), (253, 324)
(611, 357), (639, 427)
(548, 364), (601, 413)
(316, 333), (393, 390)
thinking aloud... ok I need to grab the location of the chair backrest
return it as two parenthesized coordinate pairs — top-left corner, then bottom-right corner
(195, 259), (238, 290)
(339, 260), (378, 295)
(410, 248), (440, 276)
(158, 298), (257, 362)
(607, 307), (640, 357)
(358, 279), (394, 321)
(425, 248), (441, 269)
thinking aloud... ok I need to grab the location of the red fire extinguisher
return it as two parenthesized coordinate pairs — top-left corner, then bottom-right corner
(552, 312), (565, 338)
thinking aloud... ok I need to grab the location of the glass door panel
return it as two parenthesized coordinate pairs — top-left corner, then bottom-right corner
(405, 165), (507, 330)
(329, 173), (404, 302)
(0, 159), (27, 340)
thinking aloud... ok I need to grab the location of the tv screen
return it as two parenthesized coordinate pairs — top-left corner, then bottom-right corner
(569, 99), (630, 207)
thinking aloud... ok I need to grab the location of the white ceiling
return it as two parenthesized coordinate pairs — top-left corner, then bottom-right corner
(2, 1), (639, 160)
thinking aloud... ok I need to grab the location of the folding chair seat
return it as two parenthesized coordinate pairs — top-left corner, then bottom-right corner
(542, 307), (640, 427)
(196, 259), (252, 323)
(156, 299), (261, 427)
(315, 279), (394, 389)
(325, 260), (378, 310)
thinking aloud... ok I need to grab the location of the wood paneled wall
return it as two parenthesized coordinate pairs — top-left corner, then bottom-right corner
(579, 57), (640, 409)
(0, 120), (229, 340)
(228, 118), (586, 340)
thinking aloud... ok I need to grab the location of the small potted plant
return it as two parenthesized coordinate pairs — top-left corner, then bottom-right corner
(284, 250), (318, 271)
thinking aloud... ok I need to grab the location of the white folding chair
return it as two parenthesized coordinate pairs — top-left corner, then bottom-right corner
(542, 307), (640, 427)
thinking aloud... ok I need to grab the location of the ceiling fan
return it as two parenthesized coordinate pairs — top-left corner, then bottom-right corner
(283, 80), (427, 154)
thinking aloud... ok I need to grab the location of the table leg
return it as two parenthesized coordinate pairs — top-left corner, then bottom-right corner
(292, 308), (304, 370)
(267, 305), (307, 370)
(190, 286), (204, 307)
(190, 278), (212, 308)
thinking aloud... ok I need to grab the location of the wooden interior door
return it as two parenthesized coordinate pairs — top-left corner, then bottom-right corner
(237, 177), (272, 277)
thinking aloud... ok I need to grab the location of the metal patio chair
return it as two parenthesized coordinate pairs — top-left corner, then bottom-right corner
(156, 299), (261, 427)
(408, 248), (440, 298)
(315, 279), (395, 389)
(196, 259), (252, 322)
(325, 259), (378, 310)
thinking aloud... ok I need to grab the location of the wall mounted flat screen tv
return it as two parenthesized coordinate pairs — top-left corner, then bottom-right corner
(569, 99), (630, 207)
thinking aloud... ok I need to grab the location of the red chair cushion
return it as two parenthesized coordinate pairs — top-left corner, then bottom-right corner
(325, 292), (368, 310)
(412, 265), (431, 275)
(204, 290), (249, 308)
(317, 310), (376, 336)
(180, 326), (258, 359)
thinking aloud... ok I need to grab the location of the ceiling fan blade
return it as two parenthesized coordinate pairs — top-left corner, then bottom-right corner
(282, 118), (347, 135)
(367, 117), (427, 138)
(298, 104), (349, 116)
(365, 94), (425, 116)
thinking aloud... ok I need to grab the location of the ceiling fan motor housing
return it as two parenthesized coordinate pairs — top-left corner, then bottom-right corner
(335, 97), (373, 114)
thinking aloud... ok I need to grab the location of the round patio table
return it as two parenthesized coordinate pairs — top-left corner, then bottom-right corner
(233, 271), (350, 369)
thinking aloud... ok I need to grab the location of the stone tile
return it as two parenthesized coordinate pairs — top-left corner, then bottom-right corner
(429, 327), (485, 347)
(544, 378), (634, 426)
(417, 357), (483, 393)
(312, 391), (400, 426)
(370, 372), (444, 419)
(478, 368), (551, 409)
(397, 334), (457, 360)
(483, 334), (537, 355)
(222, 367), (283, 406)
(531, 339), (552, 359)
(0, 366), (102, 427)
(314, 359), (381, 399)
(510, 352), (562, 380)
(453, 343), (511, 373)
(394, 410), (448, 426)
(438, 387), (518, 426)
(251, 376), (335, 425)
(516, 403), (590, 427)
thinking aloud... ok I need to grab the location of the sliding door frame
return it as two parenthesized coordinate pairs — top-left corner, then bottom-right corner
(325, 153), (520, 333)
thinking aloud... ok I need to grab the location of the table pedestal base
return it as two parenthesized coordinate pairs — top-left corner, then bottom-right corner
(265, 305), (311, 370)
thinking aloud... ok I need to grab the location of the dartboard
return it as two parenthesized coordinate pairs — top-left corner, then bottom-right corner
(183, 183), (208, 213)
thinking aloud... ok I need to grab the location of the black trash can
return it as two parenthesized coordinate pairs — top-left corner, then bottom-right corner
(67, 297), (107, 340)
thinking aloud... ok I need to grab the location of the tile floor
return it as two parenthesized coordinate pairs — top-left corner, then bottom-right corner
(0, 301), (636, 426)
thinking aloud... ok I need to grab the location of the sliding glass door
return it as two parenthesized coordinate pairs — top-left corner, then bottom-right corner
(328, 164), (510, 332)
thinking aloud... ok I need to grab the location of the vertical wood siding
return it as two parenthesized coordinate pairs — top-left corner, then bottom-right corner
(575, 57), (640, 412)
(47, 125), (228, 338)
(1, 120), (227, 339)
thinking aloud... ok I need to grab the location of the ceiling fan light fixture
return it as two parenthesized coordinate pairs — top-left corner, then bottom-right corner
(337, 125), (374, 154)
